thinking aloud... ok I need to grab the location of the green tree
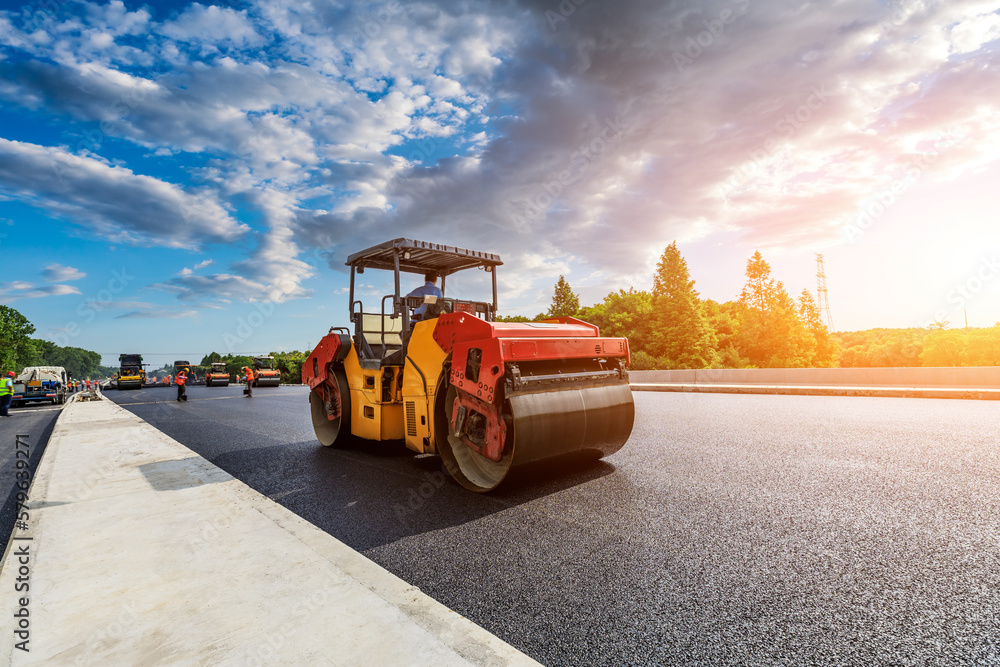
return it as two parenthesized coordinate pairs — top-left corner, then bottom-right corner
(547, 275), (579, 318)
(200, 351), (224, 366)
(734, 251), (814, 367)
(833, 328), (924, 367)
(628, 350), (659, 370)
(586, 288), (655, 348)
(223, 354), (254, 378)
(964, 326), (1000, 366)
(798, 289), (838, 367)
(33, 341), (102, 378)
(702, 300), (752, 368)
(270, 351), (307, 384)
(0, 306), (38, 372)
(580, 288), (658, 367)
(649, 242), (716, 368)
(920, 329), (966, 366)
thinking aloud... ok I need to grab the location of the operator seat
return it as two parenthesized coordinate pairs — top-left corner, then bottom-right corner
(357, 313), (405, 369)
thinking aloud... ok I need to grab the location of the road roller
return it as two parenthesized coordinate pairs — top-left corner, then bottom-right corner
(206, 362), (231, 387)
(251, 356), (282, 387)
(302, 238), (634, 492)
(116, 353), (146, 390)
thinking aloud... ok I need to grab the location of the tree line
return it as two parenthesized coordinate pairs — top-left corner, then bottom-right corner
(514, 244), (1000, 370)
(0, 306), (104, 379)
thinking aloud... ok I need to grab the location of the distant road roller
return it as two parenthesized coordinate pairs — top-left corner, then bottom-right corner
(117, 354), (145, 390)
(302, 238), (634, 492)
(251, 356), (282, 387)
(206, 362), (230, 387)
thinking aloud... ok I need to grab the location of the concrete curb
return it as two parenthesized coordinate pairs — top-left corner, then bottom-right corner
(0, 398), (538, 665)
(630, 382), (1000, 400)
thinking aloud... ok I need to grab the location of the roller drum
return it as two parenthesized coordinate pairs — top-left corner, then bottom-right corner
(508, 383), (633, 465)
(442, 382), (634, 492)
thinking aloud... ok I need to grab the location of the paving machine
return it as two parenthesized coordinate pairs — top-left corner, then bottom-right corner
(303, 238), (634, 492)
(206, 362), (231, 387)
(252, 356), (281, 387)
(117, 354), (145, 390)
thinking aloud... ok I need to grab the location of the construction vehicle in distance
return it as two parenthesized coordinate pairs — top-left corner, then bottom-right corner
(206, 362), (231, 387)
(12, 367), (69, 406)
(173, 360), (190, 380)
(117, 354), (145, 390)
(251, 356), (281, 387)
(303, 238), (635, 493)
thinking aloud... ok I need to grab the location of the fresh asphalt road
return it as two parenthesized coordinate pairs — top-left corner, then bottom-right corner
(0, 398), (64, 560)
(107, 384), (1000, 666)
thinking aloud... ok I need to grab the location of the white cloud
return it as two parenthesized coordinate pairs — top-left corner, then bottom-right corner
(116, 308), (199, 320)
(0, 138), (247, 248)
(151, 272), (269, 303)
(3, 0), (1000, 311)
(178, 258), (216, 276)
(158, 4), (263, 48)
(0, 282), (81, 301)
(42, 263), (86, 282)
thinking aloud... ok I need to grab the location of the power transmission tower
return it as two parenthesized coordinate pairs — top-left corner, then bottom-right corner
(816, 253), (834, 331)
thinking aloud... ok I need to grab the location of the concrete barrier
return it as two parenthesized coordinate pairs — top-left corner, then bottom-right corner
(630, 366), (1000, 388)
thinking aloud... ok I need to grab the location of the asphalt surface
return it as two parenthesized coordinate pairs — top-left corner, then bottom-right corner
(0, 397), (64, 560)
(106, 384), (1000, 666)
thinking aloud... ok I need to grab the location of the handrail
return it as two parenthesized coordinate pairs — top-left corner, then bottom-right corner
(406, 355), (427, 392)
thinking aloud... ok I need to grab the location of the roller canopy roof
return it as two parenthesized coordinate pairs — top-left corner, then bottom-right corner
(346, 238), (503, 276)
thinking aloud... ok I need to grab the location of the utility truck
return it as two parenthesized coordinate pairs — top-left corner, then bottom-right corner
(12, 366), (69, 406)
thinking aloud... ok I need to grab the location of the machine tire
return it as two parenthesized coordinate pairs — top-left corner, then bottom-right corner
(437, 384), (514, 493)
(310, 369), (351, 448)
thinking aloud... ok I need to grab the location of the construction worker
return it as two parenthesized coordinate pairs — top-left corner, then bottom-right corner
(0, 371), (13, 417)
(176, 367), (188, 402)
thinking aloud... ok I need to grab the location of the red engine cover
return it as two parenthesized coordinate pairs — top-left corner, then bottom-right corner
(433, 314), (630, 404)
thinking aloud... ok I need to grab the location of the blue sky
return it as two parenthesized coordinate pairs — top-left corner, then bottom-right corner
(2, 0), (1000, 368)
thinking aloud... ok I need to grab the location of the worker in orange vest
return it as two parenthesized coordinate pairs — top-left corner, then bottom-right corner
(176, 367), (188, 402)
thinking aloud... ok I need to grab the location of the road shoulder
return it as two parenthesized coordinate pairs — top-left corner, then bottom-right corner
(0, 396), (537, 666)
